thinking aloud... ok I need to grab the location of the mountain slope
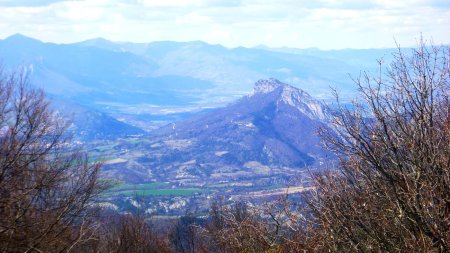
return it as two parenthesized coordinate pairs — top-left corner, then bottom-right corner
(50, 98), (145, 141)
(0, 34), (389, 136)
(133, 79), (334, 184)
(0, 34), (214, 108)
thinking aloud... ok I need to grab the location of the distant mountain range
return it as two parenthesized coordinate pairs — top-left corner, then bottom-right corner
(103, 79), (335, 184)
(0, 34), (395, 142)
(0, 34), (394, 116)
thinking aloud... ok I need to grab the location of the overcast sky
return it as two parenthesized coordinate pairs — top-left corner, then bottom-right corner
(0, 0), (449, 49)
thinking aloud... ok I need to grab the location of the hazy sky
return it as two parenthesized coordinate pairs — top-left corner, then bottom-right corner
(0, 0), (449, 49)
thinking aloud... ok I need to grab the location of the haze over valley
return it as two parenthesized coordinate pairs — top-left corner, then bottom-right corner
(0, 34), (390, 214)
(0, 33), (392, 131)
(0, 32), (437, 215)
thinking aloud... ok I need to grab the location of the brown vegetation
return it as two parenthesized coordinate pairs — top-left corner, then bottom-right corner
(0, 70), (106, 252)
(1, 38), (448, 252)
(311, 39), (450, 252)
(87, 212), (171, 253)
(193, 39), (450, 253)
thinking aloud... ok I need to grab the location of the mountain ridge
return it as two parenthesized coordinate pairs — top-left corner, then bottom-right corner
(0, 34), (388, 140)
(110, 79), (335, 183)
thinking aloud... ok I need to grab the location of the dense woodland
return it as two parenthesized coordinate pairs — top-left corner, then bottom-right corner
(0, 40), (448, 252)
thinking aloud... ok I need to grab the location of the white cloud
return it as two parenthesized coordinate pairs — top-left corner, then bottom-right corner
(136, 0), (202, 7)
(176, 12), (211, 25)
(135, 0), (242, 8)
(0, 0), (72, 7)
(0, 0), (448, 49)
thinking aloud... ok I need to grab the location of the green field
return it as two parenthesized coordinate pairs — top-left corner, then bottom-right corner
(112, 182), (169, 191)
(114, 188), (207, 196)
(106, 182), (207, 197)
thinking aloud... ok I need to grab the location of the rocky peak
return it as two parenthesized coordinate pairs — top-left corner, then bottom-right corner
(252, 78), (286, 94)
(251, 78), (329, 121)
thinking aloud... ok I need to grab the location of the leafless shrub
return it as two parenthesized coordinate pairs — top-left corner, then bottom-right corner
(170, 214), (206, 253)
(203, 196), (310, 253)
(310, 38), (450, 252)
(0, 69), (105, 252)
(86, 212), (171, 253)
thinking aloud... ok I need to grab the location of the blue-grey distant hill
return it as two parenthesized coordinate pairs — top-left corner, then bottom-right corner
(0, 34), (395, 133)
(1, 34), (395, 100)
(77, 36), (395, 99)
(50, 97), (145, 141)
(0, 34), (213, 108)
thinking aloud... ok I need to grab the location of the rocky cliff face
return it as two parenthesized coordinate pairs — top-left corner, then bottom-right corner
(251, 78), (330, 120)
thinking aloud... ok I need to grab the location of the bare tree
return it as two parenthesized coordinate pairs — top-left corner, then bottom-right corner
(203, 196), (307, 253)
(309, 39), (450, 252)
(0, 69), (105, 252)
(87, 212), (171, 253)
(170, 214), (204, 253)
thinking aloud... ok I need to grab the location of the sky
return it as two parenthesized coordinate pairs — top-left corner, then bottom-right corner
(0, 0), (449, 49)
